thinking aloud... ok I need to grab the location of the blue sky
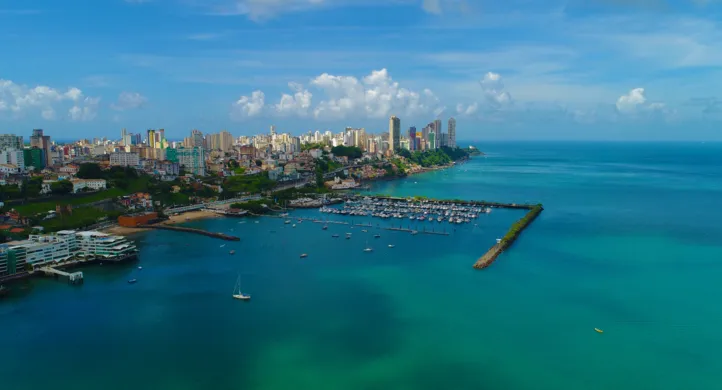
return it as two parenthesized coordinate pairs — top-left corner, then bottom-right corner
(2, 0), (722, 141)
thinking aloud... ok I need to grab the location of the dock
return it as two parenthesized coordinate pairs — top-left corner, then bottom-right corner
(138, 225), (241, 241)
(39, 267), (84, 284)
(473, 204), (543, 269)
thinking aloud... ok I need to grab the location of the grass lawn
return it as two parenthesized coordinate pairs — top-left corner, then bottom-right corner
(40, 208), (121, 232)
(13, 177), (150, 216)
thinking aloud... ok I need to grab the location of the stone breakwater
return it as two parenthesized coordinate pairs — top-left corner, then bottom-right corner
(473, 205), (543, 269)
(137, 225), (241, 241)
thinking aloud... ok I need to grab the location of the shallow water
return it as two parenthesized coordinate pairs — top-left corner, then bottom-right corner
(2, 141), (722, 390)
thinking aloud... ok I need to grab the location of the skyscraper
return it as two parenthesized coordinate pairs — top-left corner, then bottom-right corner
(389, 116), (400, 152)
(433, 119), (442, 148)
(448, 117), (456, 148)
(30, 129), (51, 166)
(147, 129), (156, 148)
(408, 127), (417, 151)
(428, 132), (436, 150)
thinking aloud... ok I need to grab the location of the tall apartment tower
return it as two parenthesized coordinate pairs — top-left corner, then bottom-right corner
(389, 116), (401, 152)
(448, 117), (457, 148)
(433, 119), (442, 148)
(408, 127), (417, 151)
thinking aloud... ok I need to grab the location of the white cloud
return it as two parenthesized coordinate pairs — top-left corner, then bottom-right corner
(480, 72), (512, 107)
(456, 102), (478, 116)
(206, 0), (459, 20)
(310, 68), (444, 120)
(616, 87), (647, 113)
(229, 68), (443, 120)
(422, 0), (442, 14)
(0, 78), (99, 121)
(69, 97), (100, 122)
(231, 90), (265, 119)
(111, 91), (147, 111)
(275, 82), (313, 116)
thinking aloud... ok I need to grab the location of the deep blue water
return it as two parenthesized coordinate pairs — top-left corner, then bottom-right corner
(2, 141), (722, 390)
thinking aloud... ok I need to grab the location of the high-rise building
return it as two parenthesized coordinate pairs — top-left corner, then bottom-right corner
(168, 147), (206, 176)
(270, 125), (276, 136)
(408, 127), (417, 151)
(0, 134), (23, 150)
(30, 129), (51, 166)
(219, 130), (233, 153)
(434, 119), (442, 148)
(389, 116), (400, 152)
(191, 129), (204, 149)
(448, 118), (456, 148)
(23, 147), (45, 169)
(428, 132), (436, 150)
(147, 129), (156, 148)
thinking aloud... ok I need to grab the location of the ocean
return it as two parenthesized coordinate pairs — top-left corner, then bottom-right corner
(2, 141), (722, 390)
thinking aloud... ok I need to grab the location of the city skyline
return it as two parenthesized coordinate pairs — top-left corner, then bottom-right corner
(3, 1), (722, 140)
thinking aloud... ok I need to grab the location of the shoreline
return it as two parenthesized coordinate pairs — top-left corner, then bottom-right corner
(102, 209), (219, 236)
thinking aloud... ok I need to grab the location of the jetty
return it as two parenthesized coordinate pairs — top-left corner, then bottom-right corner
(473, 204), (543, 269)
(138, 225), (241, 241)
(38, 267), (84, 284)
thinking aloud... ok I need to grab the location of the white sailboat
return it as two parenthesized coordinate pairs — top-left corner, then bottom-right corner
(233, 274), (251, 300)
(363, 240), (373, 252)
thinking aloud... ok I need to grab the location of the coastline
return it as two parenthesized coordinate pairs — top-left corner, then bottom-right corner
(102, 209), (219, 236)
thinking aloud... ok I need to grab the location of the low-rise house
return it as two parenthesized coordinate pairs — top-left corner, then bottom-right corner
(69, 178), (106, 193)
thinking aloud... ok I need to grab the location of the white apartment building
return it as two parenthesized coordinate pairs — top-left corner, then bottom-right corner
(75, 231), (138, 258)
(2, 231), (138, 272)
(0, 164), (19, 174)
(0, 149), (25, 171)
(110, 151), (140, 167)
(70, 179), (107, 193)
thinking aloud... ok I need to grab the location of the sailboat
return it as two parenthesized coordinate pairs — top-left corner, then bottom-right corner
(233, 275), (251, 300)
(363, 240), (373, 252)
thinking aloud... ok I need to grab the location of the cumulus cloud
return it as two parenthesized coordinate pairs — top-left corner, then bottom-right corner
(230, 68), (444, 121)
(230, 90), (265, 119)
(480, 72), (512, 107)
(0, 78), (99, 121)
(111, 91), (147, 111)
(275, 82), (313, 116)
(616, 88), (666, 114)
(69, 97), (100, 121)
(456, 102), (478, 116)
(310, 68), (444, 120)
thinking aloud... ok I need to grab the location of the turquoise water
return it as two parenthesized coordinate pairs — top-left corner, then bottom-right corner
(2, 141), (722, 390)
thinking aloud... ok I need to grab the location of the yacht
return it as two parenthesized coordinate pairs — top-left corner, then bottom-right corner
(300, 253), (308, 258)
(363, 241), (373, 252)
(232, 275), (251, 300)
(128, 279), (137, 284)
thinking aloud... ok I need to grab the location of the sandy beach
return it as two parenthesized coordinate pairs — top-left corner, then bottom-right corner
(102, 209), (219, 236)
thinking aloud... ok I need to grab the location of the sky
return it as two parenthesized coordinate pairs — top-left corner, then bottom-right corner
(2, 0), (722, 141)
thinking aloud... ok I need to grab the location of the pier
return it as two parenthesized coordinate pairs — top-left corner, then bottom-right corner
(39, 267), (84, 284)
(138, 225), (241, 241)
(473, 204), (543, 269)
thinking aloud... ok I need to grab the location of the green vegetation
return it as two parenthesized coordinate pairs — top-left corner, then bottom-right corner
(395, 147), (469, 168)
(50, 180), (73, 195)
(230, 200), (269, 214)
(39, 208), (124, 233)
(302, 142), (327, 151)
(331, 145), (363, 159)
(315, 156), (342, 173)
(466, 146), (483, 156)
(222, 173), (275, 196)
(501, 204), (543, 245)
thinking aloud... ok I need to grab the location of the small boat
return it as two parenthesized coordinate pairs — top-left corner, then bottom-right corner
(346, 235), (351, 240)
(332, 234), (339, 238)
(254, 221), (259, 224)
(137, 266), (143, 270)
(361, 229), (368, 233)
(229, 250), (236, 255)
(284, 220), (291, 224)
(232, 275), (251, 300)
(363, 241), (373, 252)
(300, 254), (308, 258)
(374, 234), (381, 238)
(220, 244), (226, 248)
(388, 244), (395, 248)
(292, 224), (296, 228)
(594, 328), (604, 334)
(322, 225), (328, 230)
(410, 231), (418, 235)
(128, 279), (137, 284)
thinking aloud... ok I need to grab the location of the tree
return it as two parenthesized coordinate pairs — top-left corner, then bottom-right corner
(51, 180), (73, 195)
(315, 167), (324, 187)
(77, 163), (104, 179)
(255, 159), (263, 167)
(331, 146), (363, 159)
